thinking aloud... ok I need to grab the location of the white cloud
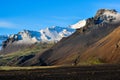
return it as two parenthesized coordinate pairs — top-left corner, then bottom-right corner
(0, 21), (16, 28)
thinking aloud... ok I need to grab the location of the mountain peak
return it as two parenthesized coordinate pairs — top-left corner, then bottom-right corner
(96, 9), (117, 16)
(94, 9), (120, 24)
(70, 9), (119, 30)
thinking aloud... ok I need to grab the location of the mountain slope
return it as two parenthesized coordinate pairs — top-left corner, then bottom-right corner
(79, 26), (120, 64)
(30, 9), (120, 66)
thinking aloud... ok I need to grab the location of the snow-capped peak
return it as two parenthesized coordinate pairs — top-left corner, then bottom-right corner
(8, 26), (75, 44)
(70, 20), (86, 29)
(39, 26), (75, 42)
(95, 9), (120, 24)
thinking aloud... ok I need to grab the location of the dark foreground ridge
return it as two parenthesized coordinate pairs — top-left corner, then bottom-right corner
(0, 64), (120, 80)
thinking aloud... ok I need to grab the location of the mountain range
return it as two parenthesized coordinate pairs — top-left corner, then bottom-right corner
(0, 26), (76, 54)
(0, 9), (120, 66)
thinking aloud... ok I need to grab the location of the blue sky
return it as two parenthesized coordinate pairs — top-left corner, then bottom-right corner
(0, 0), (120, 34)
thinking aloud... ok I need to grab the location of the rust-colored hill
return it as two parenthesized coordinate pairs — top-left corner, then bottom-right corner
(79, 26), (120, 64)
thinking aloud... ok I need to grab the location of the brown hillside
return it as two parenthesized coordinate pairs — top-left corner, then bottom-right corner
(79, 26), (120, 64)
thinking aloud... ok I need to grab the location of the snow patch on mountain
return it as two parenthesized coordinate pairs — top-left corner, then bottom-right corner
(70, 20), (86, 29)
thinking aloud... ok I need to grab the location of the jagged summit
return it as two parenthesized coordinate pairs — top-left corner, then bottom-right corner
(70, 9), (120, 32)
(95, 9), (118, 17)
(74, 9), (120, 34)
(94, 9), (120, 24)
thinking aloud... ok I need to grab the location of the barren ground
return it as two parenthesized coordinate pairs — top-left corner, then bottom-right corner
(0, 64), (120, 80)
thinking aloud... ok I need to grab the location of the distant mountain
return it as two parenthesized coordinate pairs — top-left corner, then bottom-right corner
(8, 26), (75, 44)
(0, 26), (75, 54)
